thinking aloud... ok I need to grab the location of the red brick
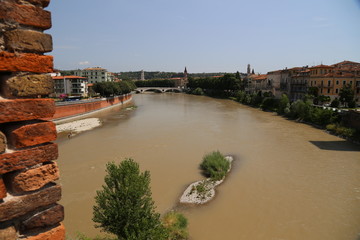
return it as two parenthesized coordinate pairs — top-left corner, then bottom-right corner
(0, 131), (6, 154)
(0, 52), (53, 73)
(0, 184), (61, 222)
(0, 1), (51, 30)
(22, 204), (64, 231)
(4, 29), (53, 53)
(5, 162), (59, 193)
(4, 121), (57, 148)
(0, 99), (55, 124)
(0, 226), (17, 240)
(25, 223), (65, 240)
(0, 177), (7, 199)
(1, 73), (54, 98)
(0, 143), (58, 175)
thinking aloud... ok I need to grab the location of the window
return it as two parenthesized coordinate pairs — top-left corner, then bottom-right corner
(327, 89), (330, 94)
(343, 80), (346, 85)
(328, 80), (331, 86)
(336, 88), (339, 94)
(336, 80), (339, 85)
(350, 81), (353, 85)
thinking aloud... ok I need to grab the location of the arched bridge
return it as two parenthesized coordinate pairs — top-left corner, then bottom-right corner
(135, 87), (183, 93)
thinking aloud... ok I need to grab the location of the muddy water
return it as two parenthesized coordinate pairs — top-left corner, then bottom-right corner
(57, 93), (360, 240)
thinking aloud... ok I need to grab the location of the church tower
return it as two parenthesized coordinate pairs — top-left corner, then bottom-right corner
(140, 70), (145, 80)
(182, 67), (188, 87)
(247, 64), (251, 75)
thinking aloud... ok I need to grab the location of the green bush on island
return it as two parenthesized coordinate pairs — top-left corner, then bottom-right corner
(162, 211), (189, 240)
(200, 151), (230, 181)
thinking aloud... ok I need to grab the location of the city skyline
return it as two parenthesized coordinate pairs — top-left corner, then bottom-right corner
(48, 0), (360, 73)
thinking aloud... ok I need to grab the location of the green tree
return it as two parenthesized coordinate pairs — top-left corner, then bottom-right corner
(93, 159), (168, 240)
(339, 84), (355, 107)
(235, 71), (241, 80)
(277, 94), (290, 115)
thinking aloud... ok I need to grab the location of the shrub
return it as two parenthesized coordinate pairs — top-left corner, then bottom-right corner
(261, 97), (277, 111)
(330, 98), (340, 108)
(192, 87), (204, 95)
(326, 124), (356, 138)
(162, 212), (189, 240)
(93, 159), (167, 240)
(200, 151), (230, 181)
(277, 94), (290, 115)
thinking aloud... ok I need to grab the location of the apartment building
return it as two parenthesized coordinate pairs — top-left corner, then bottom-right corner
(52, 76), (88, 97)
(309, 61), (360, 103)
(74, 67), (113, 83)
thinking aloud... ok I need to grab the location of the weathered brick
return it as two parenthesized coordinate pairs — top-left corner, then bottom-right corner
(4, 29), (52, 53)
(0, 131), (6, 154)
(14, 0), (50, 8)
(0, 226), (17, 240)
(0, 143), (58, 175)
(0, 52), (53, 73)
(0, 184), (61, 222)
(3, 121), (56, 148)
(25, 223), (65, 240)
(1, 73), (54, 98)
(5, 162), (59, 193)
(0, 177), (7, 199)
(0, 99), (55, 124)
(22, 204), (64, 231)
(0, 1), (51, 30)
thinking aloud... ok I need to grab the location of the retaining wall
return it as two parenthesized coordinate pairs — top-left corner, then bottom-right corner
(50, 94), (132, 120)
(0, 1), (64, 239)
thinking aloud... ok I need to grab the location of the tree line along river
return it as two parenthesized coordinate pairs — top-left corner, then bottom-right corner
(56, 93), (360, 240)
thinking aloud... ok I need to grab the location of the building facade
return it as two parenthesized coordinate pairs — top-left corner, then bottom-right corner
(308, 61), (360, 104)
(52, 76), (88, 97)
(74, 67), (113, 83)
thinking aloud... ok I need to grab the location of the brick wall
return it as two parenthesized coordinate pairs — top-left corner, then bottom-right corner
(50, 94), (132, 120)
(0, 1), (65, 239)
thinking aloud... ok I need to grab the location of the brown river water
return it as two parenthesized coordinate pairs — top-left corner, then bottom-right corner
(56, 93), (360, 240)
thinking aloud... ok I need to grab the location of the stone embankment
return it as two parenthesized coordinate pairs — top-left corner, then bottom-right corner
(180, 156), (233, 204)
(0, 1), (65, 239)
(50, 94), (132, 121)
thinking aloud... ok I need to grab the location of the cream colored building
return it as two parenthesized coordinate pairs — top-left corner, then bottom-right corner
(74, 67), (113, 84)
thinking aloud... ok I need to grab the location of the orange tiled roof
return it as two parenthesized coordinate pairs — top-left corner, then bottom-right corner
(267, 70), (282, 74)
(309, 64), (333, 69)
(251, 74), (268, 80)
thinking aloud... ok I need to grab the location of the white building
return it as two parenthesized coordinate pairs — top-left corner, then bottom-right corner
(74, 67), (113, 83)
(52, 76), (88, 97)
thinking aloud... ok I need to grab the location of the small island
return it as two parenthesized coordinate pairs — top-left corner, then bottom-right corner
(180, 151), (233, 204)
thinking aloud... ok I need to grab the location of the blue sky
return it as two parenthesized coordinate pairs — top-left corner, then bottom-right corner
(48, 0), (360, 73)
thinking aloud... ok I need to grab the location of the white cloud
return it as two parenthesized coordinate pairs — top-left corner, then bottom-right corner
(79, 61), (90, 65)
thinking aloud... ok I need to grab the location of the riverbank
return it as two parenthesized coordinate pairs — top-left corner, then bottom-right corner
(49, 94), (132, 122)
(186, 90), (360, 144)
(56, 118), (102, 137)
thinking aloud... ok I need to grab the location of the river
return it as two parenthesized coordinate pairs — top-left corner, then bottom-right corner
(56, 93), (360, 240)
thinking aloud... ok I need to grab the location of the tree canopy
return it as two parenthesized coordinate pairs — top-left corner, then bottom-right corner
(93, 159), (167, 240)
